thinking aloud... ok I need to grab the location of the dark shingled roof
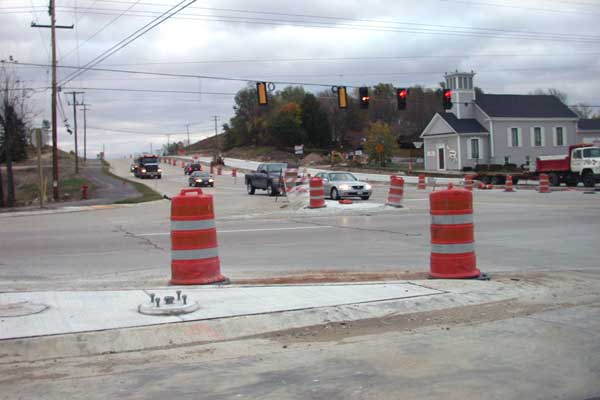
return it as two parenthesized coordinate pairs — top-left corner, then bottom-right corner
(438, 112), (488, 134)
(578, 119), (600, 131)
(475, 94), (578, 119)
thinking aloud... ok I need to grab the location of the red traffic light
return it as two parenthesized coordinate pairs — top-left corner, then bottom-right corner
(443, 89), (452, 110)
(359, 87), (370, 109)
(396, 88), (408, 110)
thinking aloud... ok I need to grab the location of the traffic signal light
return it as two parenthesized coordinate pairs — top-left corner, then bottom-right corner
(337, 86), (348, 109)
(359, 87), (369, 109)
(396, 88), (408, 110)
(443, 89), (452, 110)
(257, 82), (268, 106)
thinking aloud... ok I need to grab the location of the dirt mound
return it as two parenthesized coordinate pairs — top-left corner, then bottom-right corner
(301, 152), (327, 165)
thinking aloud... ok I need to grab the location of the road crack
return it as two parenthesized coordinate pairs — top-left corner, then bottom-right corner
(117, 225), (165, 251)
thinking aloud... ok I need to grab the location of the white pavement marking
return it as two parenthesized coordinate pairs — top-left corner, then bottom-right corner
(136, 225), (334, 236)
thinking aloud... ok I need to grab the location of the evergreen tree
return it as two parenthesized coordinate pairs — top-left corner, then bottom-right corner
(301, 93), (331, 148)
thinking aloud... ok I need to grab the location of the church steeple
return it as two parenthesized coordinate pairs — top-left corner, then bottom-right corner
(444, 71), (476, 119)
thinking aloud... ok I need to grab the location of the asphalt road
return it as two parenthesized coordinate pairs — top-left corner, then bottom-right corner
(1, 158), (599, 291)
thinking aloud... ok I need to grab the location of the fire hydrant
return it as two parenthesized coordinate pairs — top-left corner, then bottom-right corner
(81, 184), (89, 200)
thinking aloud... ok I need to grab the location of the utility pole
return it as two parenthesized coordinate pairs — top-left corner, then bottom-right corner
(32, 1), (73, 201)
(80, 103), (90, 163)
(65, 91), (84, 174)
(212, 115), (219, 160)
(36, 129), (44, 208)
(166, 134), (171, 154)
(185, 124), (191, 147)
(150, 142), (153, 154)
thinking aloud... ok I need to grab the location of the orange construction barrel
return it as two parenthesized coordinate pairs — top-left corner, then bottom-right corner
(429, 183), (480, 279)
(417, 174), (426, 189)
(386, 175), (404, 207)
(309, 177), (326, 208)
(170, 188), (226, 285)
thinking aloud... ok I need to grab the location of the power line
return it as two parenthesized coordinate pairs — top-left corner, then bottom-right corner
(86, 125), (214, 136)
(12, 61), (600, 90)
(90, 0), (600, 17)
(58, 0), (199, 86)
(58, 0), (143, 63)
(438, 0), (600, 16)
(62, 86), (239, 95)
(44, 6), (600, 42)
(14, 61), (351, 88)
(98, 52), (600, 67)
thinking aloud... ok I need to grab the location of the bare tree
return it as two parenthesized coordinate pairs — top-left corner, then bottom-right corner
(529, 88), (568, 104)
(571, 103), (595, 119)
(0, 63), (32, 207)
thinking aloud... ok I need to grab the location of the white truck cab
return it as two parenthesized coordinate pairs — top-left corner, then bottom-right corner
(571, 147), (600, 173)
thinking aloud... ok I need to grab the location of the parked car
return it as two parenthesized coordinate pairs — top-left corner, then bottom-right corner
(184, 163), (202, 175)
(188, 171), (214, 187)
(314, 171), (372, 200)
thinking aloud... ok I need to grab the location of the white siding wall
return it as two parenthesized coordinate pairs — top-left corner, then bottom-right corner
(492, 119), (577, 167)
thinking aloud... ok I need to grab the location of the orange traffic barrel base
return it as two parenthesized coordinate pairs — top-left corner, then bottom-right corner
(429, 253), (481, 279)
(339, 199), (353, 204)
(171, 259), (227, 285)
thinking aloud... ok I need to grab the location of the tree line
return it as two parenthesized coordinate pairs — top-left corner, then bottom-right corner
(222, 83), (452, 152)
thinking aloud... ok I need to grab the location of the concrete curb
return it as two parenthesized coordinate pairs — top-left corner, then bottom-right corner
(0, 279), (543, 363)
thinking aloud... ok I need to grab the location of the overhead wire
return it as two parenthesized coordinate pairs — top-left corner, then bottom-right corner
(58, 0), (199, 86)
(44, 6), (600, 42)
(12, 61), (600, 90)
(91, 0), (600, 17)
(58, 0), (143, 63)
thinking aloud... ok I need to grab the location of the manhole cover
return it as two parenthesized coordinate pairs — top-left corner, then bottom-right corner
(0, 301), (49, 317)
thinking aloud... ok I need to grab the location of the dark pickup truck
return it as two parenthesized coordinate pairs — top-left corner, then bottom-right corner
(245, 163), (290, 196)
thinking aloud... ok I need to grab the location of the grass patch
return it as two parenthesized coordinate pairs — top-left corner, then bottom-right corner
(101, 160), (163, 204)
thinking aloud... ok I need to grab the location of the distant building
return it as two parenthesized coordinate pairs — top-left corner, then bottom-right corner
(420, 71), (579, 171)
(577, 119), (600, 145)
(29, 120), (50, 147)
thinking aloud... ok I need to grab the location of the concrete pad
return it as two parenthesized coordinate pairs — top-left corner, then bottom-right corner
(0, 283), (441, 340)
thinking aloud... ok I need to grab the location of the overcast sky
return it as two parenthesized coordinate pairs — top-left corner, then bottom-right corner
(1, 0), (599, 157)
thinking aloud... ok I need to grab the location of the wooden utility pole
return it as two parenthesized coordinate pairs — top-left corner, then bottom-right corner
(32, 1), (73, 201)
(185, 124), (191, 147)
(36, 129), (44, 208)
(80, 102), (89, 163)
(212, 115), (219, 159)
(65, 91), (83, 173)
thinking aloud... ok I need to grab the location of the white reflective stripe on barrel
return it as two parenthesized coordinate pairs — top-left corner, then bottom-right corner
(390, 185), (404, 190)
(171, 219), (215, 231)
(388, 194), (403, 200)
(431, 243), (475, 254)
(431, 214), (473, 225)
(171, 247), (219, 260)
(310, 195), (325, 200)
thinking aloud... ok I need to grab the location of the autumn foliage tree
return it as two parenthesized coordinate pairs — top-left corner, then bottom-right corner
(364, 121), (398, 167)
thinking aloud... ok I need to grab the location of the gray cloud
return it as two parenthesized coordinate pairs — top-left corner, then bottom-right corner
(1, 0), (599, 156)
